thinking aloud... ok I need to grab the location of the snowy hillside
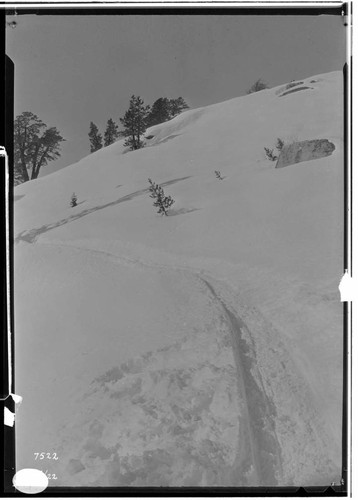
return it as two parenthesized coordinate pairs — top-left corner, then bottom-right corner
(14, 71), (343, 487)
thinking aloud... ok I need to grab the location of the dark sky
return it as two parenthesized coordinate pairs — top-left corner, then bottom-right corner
(6, 11), (346, 175)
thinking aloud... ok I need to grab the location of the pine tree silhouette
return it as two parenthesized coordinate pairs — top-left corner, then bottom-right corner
(89, 122), (103, 152)
(70, 193), (77, 207)
(148, 178), (175, 216)
(215, 170), (224, 180)
(264, 147), (278, 161)
(104, 118), (120, 146)
(120, 96), (150, 151)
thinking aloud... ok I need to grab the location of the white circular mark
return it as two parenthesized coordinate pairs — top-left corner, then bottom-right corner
(13, 468), (49, 494)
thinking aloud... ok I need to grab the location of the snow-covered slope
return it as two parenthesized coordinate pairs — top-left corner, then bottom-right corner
(14, 71), (344, 487)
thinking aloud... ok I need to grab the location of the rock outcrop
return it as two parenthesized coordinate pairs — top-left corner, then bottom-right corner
(275, 139), (335, 169)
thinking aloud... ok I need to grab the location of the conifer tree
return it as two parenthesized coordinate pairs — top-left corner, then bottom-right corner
(120, 96), (150, 151)
(104, 118), (120, 147)
(89, 122), (103, 152)
(148, 178), (175, 216)
(215, 170), (224, 180)
(168, 97), (189, 119)
(14, 111), (65, 183)
(246, 78), (269, 94)
(264, 147), (278, 161)
(70, 192), (78, 207)
(276, 138), (285, 151)
(146, 98), (171, 127)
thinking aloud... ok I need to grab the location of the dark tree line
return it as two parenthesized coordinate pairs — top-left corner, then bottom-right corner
(14, 111), (65, 185)
(146, 97), (189, 127)
(89, 96), (189, 153)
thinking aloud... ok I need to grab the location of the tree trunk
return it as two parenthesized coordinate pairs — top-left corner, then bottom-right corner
(31, 145), (50, 179)
(18, 161), (29, 183)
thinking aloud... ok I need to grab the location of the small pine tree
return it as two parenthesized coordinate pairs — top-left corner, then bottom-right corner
(246, 78), (269, 95)
(215, 170), (223, 180)
(104, 118), (120, 147)
(70, 192), (77, 207)
(148, 178), (175, 216)
(276, 138), (285, 151)
(264, 147), (278, 161)
(89, 122), (103, 152)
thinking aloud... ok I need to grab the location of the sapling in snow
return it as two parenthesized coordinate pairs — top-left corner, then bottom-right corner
(264, 147), (278, 161)
(148, 178), (175, 216)
(70, 193), (78, 207)
(276, 138), (285, 151)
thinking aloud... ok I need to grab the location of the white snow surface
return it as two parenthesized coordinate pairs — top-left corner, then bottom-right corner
(14, 72), (343, 487)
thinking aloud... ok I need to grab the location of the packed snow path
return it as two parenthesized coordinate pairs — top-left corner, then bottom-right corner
(15, 238), (340, 486)
(200, 278), (283, 485)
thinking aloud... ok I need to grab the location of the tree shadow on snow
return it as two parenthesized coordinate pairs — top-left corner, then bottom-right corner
(15, 176), (192, 244)
(168, 207), (199, 216)
(152, 134), (182, 146)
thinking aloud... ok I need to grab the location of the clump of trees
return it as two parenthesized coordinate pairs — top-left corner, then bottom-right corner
(119, 95), (189, 151)
(14, 111), (65, 185)
(246, 78), (269, 95)
(89, 118), (123, 152)
(169, 97), (190, 119)
(148, 178), (175, 216)
(146, 97), (189, 127)
(88, 96), (189, 154)
(146, 98), (170, 127)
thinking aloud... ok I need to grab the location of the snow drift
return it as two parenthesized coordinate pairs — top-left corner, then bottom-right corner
(14, 71), (344, 487)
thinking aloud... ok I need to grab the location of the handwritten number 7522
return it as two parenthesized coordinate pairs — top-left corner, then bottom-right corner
(34, 452), (58, 460)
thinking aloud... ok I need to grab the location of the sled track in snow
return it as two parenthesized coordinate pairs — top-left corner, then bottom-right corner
(200, 278), (283, 486)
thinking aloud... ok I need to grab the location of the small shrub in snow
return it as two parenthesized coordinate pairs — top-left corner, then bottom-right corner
(264, 147), (278, 162)
(70, 192), (78, 207)
(246, 78), (269, 94)
(276, 138), (285, 151)
(148, 178), (175, 216)
(214, 170), (224, 180)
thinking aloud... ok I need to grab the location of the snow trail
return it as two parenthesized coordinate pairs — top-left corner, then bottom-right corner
(32, 238), (286, 484)
(200, 278), (283, 486)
